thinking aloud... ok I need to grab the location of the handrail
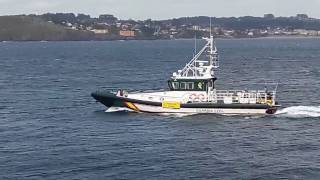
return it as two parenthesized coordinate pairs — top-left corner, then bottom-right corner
(99, 88), (277, 105)
(100, 88), (276, 95)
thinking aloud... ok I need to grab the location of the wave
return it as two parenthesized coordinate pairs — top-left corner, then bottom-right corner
(104, 105), (320, 118)
(105, 107), (134, 113)
(276, 106), (320, 118)
(156, 113), (197, 118)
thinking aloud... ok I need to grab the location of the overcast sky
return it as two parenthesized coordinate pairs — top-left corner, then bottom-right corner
(0, 0), (319, 20)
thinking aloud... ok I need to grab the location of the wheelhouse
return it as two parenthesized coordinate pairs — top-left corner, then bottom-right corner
(168, 78), (216, 91)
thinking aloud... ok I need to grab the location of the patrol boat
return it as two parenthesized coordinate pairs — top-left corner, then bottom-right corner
(92, 35), (280, 115)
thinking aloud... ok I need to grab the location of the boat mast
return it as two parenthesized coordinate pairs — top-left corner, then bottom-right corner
(171, 17), (219, 79)
(194, 33), (197, 59)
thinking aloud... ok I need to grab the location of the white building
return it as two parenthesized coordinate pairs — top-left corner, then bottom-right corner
(92, 29), (109, 34)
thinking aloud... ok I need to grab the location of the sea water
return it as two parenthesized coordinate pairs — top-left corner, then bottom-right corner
(1, 38), (320, 179)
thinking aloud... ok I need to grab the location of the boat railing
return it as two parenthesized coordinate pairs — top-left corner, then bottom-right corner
(100, 88), (167, 94)
(103, 88), (185, 102)
(132, 89), (277, 105)
(101, 88), (277, 106)
(139, 94), (186, 102)
(212, 90), (277, 105)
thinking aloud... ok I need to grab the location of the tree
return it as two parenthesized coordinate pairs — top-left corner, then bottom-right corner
(296, 14), (309, 19)
(264, 14), (275, 19)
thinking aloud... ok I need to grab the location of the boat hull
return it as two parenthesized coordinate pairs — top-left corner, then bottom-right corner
(91, 91), (278, 115)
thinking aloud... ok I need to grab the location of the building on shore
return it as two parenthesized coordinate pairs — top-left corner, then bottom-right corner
(119, 30), (136, 37)
(92, 29), (109, 34)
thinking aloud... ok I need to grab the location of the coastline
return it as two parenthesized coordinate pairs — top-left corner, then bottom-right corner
(1, 35), (320, 43)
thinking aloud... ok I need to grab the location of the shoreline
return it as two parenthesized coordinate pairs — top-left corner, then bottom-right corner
(1, 36), (320, 43)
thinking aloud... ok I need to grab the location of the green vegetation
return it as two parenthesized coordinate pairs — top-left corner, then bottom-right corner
(0, 15), (93, 41)
(1, 13), (320, 41)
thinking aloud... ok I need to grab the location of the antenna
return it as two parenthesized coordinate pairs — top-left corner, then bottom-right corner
(210, 17), (212, 37)
(194, 33), (197, 57)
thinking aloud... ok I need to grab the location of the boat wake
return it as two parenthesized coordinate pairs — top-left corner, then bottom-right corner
(105, 107), (134, 113)
(276, 106), (320, 118)
(157, 113), (197, 118)
(104, 106), (320, 119)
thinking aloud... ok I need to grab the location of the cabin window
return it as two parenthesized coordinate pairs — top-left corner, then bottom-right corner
(187, 82), (194, 90)
(169, 80), (210, 91)
(172, 82), (179, 90)
(180, 82), (186, 89)
(196, 82), (203, 90)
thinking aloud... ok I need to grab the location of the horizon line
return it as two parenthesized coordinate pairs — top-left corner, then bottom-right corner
(0, 12), (314, 21)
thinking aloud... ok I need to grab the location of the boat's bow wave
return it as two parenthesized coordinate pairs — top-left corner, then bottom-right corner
(156, 113), (197, 118)
(276, 106), (320, 118)
(105, 107), (133, 113)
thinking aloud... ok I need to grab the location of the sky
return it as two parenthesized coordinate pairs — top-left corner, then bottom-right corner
(0, 0), (320, 20)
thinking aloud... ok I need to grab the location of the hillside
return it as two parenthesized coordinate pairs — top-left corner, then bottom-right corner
(167, 16), (320, 31)
(1, 14), (320, 41)
(0, 15), (94, 41)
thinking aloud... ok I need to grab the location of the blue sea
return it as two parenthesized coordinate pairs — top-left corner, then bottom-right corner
(1, 38), (320, 179)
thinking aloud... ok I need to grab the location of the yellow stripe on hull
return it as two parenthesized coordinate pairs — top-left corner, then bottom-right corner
(125, 102), (140, 112)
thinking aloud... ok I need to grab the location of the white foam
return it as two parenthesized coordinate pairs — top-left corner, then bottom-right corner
(105, 107), (133, 113)
(157, 113), (197, 118)
(276, 106), (320, 118)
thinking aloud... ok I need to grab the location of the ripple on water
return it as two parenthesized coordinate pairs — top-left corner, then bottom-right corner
(1, 39), (320, 179)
